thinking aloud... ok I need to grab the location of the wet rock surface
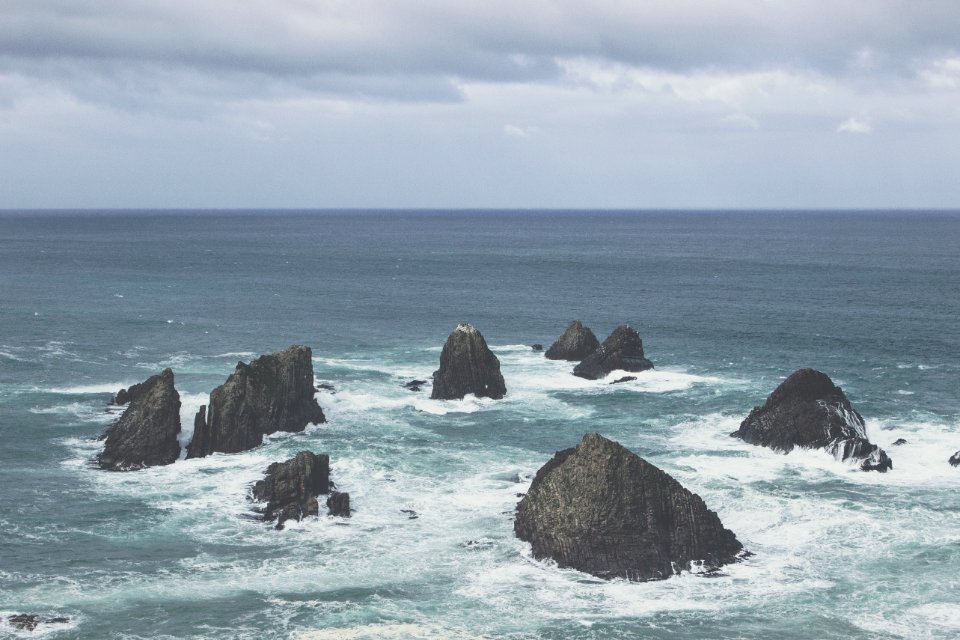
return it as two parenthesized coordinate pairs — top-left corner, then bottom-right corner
(544, 320), (600, 361)
(430, 324), (506, 400)
(97, 368), (182, 471)
(515, 432), (743, 581)
(187, 345), (325, 458)
(950, 451), (960, 467)
(573, 325), (654, 380)
(252, 451), (344, 529)
(732, 368), (892, 472)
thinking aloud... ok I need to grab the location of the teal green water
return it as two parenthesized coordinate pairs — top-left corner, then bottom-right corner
(1, 211), (958, 639)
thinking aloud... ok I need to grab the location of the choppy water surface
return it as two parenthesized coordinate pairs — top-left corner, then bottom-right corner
(1, 210), (958, 639)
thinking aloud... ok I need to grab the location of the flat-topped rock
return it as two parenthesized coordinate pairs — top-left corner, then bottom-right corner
(430, 324), (506, 400)
(515, 433), (743, 581)
(573, 325), (654, 380)
(544, 321), (600, 361)
(732, 368), (892, 472)
(251, 451), (347, 529)
(97, 368), (182, 471)
(187, 345), (325, 458)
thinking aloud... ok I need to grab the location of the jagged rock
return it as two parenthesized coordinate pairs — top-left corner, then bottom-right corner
(610, 376), (637, 385)
(327, 492), (351, 517)
(252, 451), (330, 529)
(544, 321), (600, 361)
(430, 324), (506, 400)
(892, 438), (908, 446)
(316, 382), (336, 393)
(186, 345), (325, 458)
(531, 343), (544, 352)
(515, 433), (743, 581)
(109, 376), (158, 405)
(950, 451), (960, 467)
(732, 369), (892, 472)
(573, 325), (654, 380)
(404, 379), (428, 392)
(97, 369), (182, 471)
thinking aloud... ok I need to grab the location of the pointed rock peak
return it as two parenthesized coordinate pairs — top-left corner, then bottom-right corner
(98, 369), (182, 471)
(767, 368), (843, 405)
(515, 432), (743, 582)
(431, 324), (506, 400)
(545, 320), (600, 361)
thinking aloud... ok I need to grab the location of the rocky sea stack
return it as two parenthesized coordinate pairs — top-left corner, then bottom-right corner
(733, 368), (892, 472)
(515, 433), (743, 582)
(252, 451), (348, 529)
(97, 369), (182, 471)
(572, 325), (654, 380)
(187, 346), (325, 458)
(430, 324), (506, 400)
(544, 320), (600, 361)
(949, 451), (960, 467)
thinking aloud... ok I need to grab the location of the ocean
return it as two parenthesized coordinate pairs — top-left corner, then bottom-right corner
(0, 210), (958, 639)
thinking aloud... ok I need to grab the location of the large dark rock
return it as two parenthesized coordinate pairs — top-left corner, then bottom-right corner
(97, 369), (182, 471)
(950, 451), (960, 467)
(252, 451), (335, 529)
(732, 368), (892, 472)
(186, 346), (325, 458)
(544, 320), (600, 361)
(515, 433), (742, 581)
(572, 325), (654, 380)
(430, 324), (506, 400)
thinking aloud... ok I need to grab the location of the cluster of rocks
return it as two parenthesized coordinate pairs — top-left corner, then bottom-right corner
(6, 614), (70, 632)
(543, 320), (654, 380)
(252, 450), (350, 529)
(97, 345), (348, 529)
(90, 322), (951, 583)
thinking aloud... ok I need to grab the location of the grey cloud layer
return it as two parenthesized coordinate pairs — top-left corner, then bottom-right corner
(3, 0), (959, 85)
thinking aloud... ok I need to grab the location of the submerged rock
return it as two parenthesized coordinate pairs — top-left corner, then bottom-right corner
(404, 379), (428, 392)
(950, 451), (960, 467)
(572, 325), (654, 380)
(186, 346), (325, 458)
(610, 376), (637, 385)
(544, 320), (600, 361)
(252, 451), (344, 529)
(430, 324), (506, 400)
(7, 614), (69, 631)
(892, 438), (908, 446)
(531, 343), (544, 352)
(97, 368), (182, 471)
(515, 433), (743, 581)
(732, 368), (892, 472)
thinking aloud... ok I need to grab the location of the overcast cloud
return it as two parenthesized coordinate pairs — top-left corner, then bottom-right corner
(1, 0), (959, 208)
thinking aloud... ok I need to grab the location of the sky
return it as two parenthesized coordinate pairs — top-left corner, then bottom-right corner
(1, 0), (959, 209)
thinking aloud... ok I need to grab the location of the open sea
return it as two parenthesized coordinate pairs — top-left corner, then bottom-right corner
(0, 210), (958, 639)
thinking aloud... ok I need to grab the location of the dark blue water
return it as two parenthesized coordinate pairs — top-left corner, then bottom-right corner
(1, 211), (958, 639)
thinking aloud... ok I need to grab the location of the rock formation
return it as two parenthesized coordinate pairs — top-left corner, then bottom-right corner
(326, 492), (351, 517)
(404, 379), (427, 392)
(531, 344), (544, 352)
(732, 368), (892, 472)
(950, 451), (960, 467)
(430, 324), (506, 400)
(892, 438), (908, 446)
(186, 346), (325, 458)
(97, 368), (182, 471)
(610, 376), (637, 385)
(572, 325), (654, 380)
(252, 451), (348, 528)
(515, 433), (743, 581)
(544, 320), (600, 361)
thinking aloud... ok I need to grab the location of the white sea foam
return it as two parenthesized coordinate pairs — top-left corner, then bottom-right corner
(294, 624), (490, 639)
(42, 382), (131, 395)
